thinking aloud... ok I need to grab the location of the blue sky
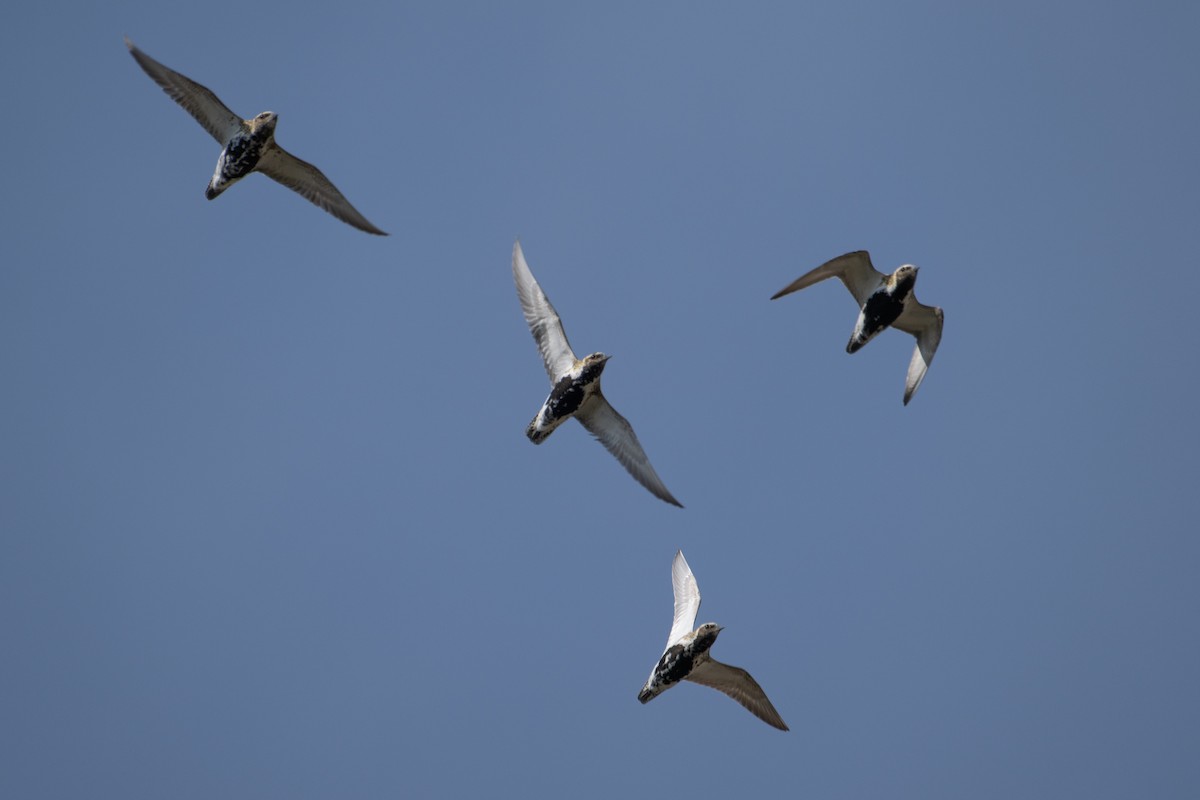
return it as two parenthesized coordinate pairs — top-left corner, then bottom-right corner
(2, 2), (1198, 797)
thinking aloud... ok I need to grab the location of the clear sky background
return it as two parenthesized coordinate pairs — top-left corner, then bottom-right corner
(2, 2), (1198, 797)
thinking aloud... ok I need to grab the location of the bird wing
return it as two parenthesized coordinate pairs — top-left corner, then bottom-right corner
(770, 250), (883, 306)
(511, 241), (578, 381)
(575, 391), (682, 508)
(256, 145), (387, 235)
(892, 298), (944, 405)
(125, 37), (243, 144)
(687, 658), (789, 731)
(666, 550), (701, 649)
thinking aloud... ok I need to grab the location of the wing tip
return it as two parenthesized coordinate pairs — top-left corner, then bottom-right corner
(351, 214), (389, 235)
(512, 239), (529, 274)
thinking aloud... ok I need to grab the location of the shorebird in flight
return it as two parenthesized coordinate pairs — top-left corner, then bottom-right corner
(512, 241), (681, 507)
(638, 550), (788, 730)
(771, 250), (943, 404)
(125, 37), (386, 235)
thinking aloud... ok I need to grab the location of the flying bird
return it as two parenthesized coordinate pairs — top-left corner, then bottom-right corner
(512, 241), (681, 508)
(771, 250), (944, 404)
(638, 550), (788, 731)
(125, 37), (387, 235)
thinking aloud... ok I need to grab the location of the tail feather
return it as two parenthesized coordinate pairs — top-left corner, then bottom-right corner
(846, 327), (882, 354)
(526, 416), (547, 444)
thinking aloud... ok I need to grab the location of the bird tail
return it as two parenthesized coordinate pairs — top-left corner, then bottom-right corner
(526, 416), (548, 444)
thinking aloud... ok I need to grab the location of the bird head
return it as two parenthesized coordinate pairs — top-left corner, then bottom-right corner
(694, 623), (724, 653)
(889, 264), (919, 295)
(580, 353), (611, 378)
(249, 111), (278, 134)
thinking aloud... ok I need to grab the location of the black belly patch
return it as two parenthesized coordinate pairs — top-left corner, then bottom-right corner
(861, 292), (904, 337)
(221, 133), (266, 181)
(543, 375), (588, 423)
(654, 644), (694, 687)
